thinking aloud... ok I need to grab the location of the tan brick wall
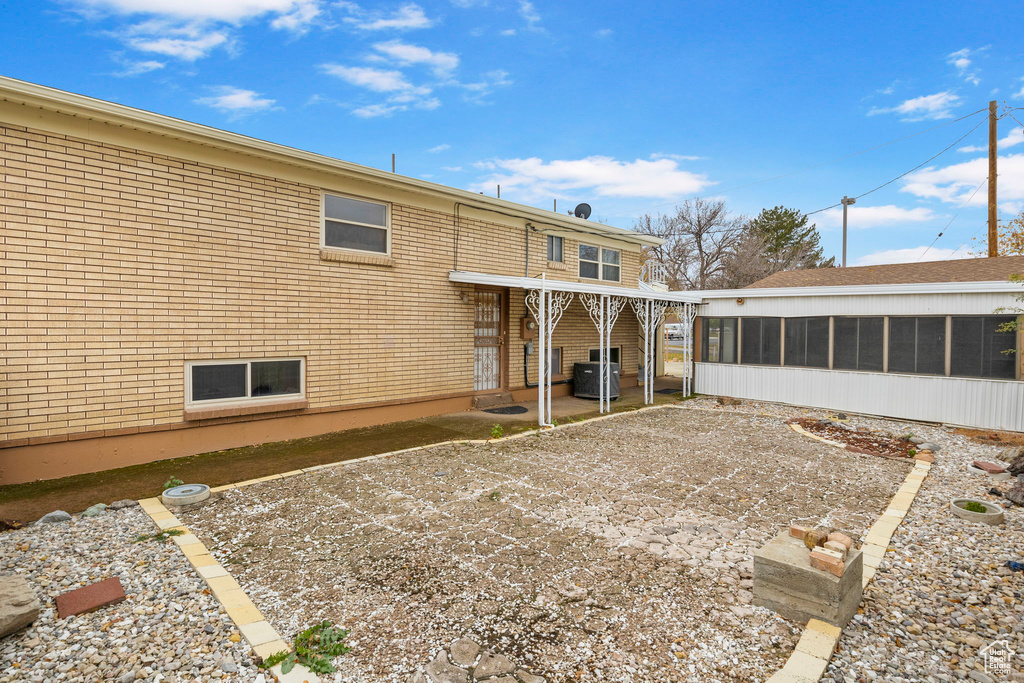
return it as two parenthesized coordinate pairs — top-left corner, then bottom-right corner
(1, 123), (643, 443)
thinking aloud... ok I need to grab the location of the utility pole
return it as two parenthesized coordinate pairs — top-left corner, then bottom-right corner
(841, 196), (856, 267)
(988, 100), (998, 257)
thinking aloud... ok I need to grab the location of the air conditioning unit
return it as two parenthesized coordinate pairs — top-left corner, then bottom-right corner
(573, 362), (620, 400)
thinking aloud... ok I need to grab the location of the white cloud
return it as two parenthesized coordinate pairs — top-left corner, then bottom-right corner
(500, 28), (516, 36)
(428, 144), (451, 153)
(469, 155), (713, 200)
(959, 127), (1024, 153)
(650, 152), (703, 162)
(817, 205), (938, 229)
(66, 0), (323, 62)
(595, 28), (612, 38)
(518, 0), (540, 28)
(372, 40), (458, 76)
(442, 165), (463, 172)
(852, 245), (972, 266)
(901, 153), (1024, 205)
(1014, 77), (1024, 100)
(321, 64), (415, 92)
(345, 3), (432, 30)
(127, 29), (230, 60)
(114, 59), (166, 76)
(947, 47), (984, 86)
(868, 91), (961, 121)
(195, 85), (276, 113)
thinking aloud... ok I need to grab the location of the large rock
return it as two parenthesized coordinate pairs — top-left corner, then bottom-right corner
(1008, 451), (1024, 477)
(1006, 482), (1024, 507)
(0, 575), (41, 638)
(38, 510), (71, 524)
(81, 504), (107, 518)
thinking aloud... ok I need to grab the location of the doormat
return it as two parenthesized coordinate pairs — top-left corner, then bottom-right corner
(656, 388), (685, 394)
(483, 405), (528, 415)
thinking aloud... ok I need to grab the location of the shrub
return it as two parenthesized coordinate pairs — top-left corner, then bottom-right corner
(490, 424), (504, 439)
(164, 476), (184, 490)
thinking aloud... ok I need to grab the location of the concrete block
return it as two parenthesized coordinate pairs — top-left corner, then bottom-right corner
(782, 650), (830, 681)
(753, 532), (863, 628)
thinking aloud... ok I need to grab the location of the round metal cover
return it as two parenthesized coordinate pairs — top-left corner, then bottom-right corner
(162, 483), (211, 506)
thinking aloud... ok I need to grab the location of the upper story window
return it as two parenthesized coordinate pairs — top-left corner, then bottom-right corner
(323, 193), (389, 254)
(547, 235), (563, 262)
(579, 244), (621, 282)
(740, 317), (781, 365)
(951, 316), (1017, 379)
(833, 317), (883, 372)
(187, 358), (304, 406)
(888, 317), (946, 375)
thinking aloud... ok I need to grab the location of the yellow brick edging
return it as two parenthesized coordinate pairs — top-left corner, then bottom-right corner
(137, 497), (321, 683)
(764, 439), (932, 681)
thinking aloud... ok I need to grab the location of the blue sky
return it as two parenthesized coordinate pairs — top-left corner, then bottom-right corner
(3, 0), (1023, 265)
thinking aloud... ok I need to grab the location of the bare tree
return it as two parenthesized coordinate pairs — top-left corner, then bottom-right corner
(634, 199), (744, 290)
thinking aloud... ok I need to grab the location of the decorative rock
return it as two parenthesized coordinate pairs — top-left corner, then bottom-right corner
(716, 396), (741, 406)
(474, 651), (516, 678)
(517, 671), (546, 683)
(81, 503), (107, 517)
(424, 650), (469, 683)
(37, 510), (71, 524)
(0, 575), (41, 638)
(1005, 481), (1024, 506)
(448, 638), (480, 667)
(1008, 451), (1024, 476)
(109, 499), (139, 509)
(917, 442), (940, 452)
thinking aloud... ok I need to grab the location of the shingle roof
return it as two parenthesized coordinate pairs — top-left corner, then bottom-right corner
(745, 256), (1024, 289)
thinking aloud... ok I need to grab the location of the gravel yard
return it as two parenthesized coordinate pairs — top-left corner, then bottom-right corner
(691, 398), (1024, 682)
(179, 405), (909, 682)
(0, 506), (264, 682)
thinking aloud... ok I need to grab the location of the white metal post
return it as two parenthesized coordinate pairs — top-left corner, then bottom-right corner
(537, 282), (546, 426)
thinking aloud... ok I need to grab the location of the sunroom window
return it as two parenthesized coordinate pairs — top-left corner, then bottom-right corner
(188, 359), (303, 404)
(888, 317), (946, 375)
(951, 316), (1017, 379)
(740, 317), (781, 365)
(323, 193), (389, 254)
(784, 317), (829, 368)
(702, 318), (738, 363)
(833, 317), (883, 372)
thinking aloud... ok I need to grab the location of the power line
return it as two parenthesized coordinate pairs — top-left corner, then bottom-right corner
(633, 108), (987, 216)
(804, 115), (988, 217)
(917, 177), (988, 261)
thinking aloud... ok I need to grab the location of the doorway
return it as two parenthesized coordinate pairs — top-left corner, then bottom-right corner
(473, 289), (507, 391)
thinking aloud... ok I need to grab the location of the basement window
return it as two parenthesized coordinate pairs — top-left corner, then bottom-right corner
(322, 193), (389, 254)
(951, 316), (1017, 379)
(187, 359), (304, 405)
(589, 347), (621, 365)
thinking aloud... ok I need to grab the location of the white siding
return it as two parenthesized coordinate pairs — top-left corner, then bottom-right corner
(695, 363), (1024, 431)
(699, 292), (1018, 317)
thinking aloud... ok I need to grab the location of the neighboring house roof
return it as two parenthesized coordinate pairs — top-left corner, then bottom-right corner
(0, 76), (663, 249)
(745, 256), (1024, 289)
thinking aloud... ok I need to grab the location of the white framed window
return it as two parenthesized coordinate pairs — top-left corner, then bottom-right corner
(589, 347), (621, 365)
(579, 244), (620, 282)
(186, 358), (305, 406)
(547, 235), (563, 262)
(322, 192), (390, 255)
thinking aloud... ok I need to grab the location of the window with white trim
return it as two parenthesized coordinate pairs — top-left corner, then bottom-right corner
(579, 244), (621, 282)
(323, 193), (389, 254)
(187, 359), (304, 405)
(547, 235), (563, 262)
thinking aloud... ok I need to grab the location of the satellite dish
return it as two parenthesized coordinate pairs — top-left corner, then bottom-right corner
(574, 203), (592, 219)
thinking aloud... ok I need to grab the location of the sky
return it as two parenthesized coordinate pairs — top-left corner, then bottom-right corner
(2, 0), (1023, 266)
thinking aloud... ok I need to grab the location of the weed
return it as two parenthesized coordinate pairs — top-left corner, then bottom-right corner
(134, 529), (185, 543)
(961, 501), (987, 514)
(164, 476), (184, 490)
(261, 621), (351, 675)
(488, 490), (502, 501)
(908, 449), (917, 456)
(490, 424), (504, 439)
(550, 419), (559, 427)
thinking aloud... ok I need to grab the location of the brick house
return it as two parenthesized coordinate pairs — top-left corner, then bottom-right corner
(0, 77), (699, 484)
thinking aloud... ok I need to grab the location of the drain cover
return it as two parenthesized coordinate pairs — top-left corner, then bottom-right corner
(161, 484), (211, 506)
(483, 405), (528, 415)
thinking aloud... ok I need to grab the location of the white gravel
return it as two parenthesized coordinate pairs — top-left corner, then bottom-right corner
(0, 506), (265, 682)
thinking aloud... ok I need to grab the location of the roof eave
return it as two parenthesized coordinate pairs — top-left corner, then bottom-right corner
(0, 75), (664, 249)
(698, 280), (1024, 299)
